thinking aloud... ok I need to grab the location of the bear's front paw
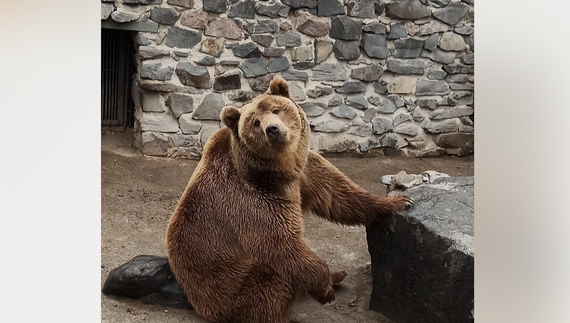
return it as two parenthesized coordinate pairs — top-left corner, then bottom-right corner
(331, 271), (347, 286)
(385, 194), (415, 213)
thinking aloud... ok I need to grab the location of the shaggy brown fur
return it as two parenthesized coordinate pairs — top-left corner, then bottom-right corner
(166, 77), (413, 323)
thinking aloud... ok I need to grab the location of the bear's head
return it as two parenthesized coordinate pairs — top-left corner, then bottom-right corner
(220, 77), (309, 168)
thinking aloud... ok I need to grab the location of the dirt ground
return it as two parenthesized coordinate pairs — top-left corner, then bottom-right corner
(101, 131), (474, 323)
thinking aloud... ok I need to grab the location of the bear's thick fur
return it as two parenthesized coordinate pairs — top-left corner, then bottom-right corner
(166, 77), (413, 323)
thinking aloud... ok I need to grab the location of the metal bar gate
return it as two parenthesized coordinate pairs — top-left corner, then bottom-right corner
(101, 28), (135, 130)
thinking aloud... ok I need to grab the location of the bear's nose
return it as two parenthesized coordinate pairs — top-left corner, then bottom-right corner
(265, 124), (280, 140)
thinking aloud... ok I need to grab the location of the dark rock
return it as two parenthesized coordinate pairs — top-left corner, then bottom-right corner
(367, 177), (474, 323)
(232, 42), (262, 58)
(461, 53), (474, 65)
(393, 113), (412, 126)
(433, 2), (470, 25)
(213, 72), (242, 91)
(220, 60), (240, 66)
(372, 117), (394, 135)
(387, 58), (429, 75)
(167, 93), (193, 117)
(136, 78), (204, 94)
(311, 119), (349, 133)
(368, 96), (381, 106)
(248, 74), (273, 91)
(378, 97), (397, 114)
(102, 255), (192, 309)
(435, 133), (474, 149)
(317, 0), (345, 16)
(228, 1), (255, 19)
(420, 48), (456, 64)
(416, 98), (438, 110)
(420, 0), (451, 7)
(375, 2), (385, 15)
(167, 0), (193, 8)
(282, 70), (309, 82)
(463, 34), (474, 51)
(387, 22), (407, 40)
(173, 51), (189, 57)
(228, 90), (257, 102)
(455, 25), (474, 36)
(297, 13), (331, 37)
(445, 74), (470, 83)
(276, 31), (302, 47)
(361, 34), (388, 59)
(404, 98), (416, 111)
(311, 63), (348, 81)
(251, 34), (274, 47)
(175, 62), (211, 88)
(256, 2), (290, 17)
(332, 40), (361, 60)
(165, 26), (202, 49)
(293, 62), (316, 70)
(193, 92), (225, 120)
(351, 64), (383, 82)
(150, 7), (180, 25)
(203, 0), (227, 13)
(347, 0), (375, 18)
(299, 102), (326, 116)
(348, 124), (373, 137)
(432, 105), (473, 120)
(330, 104), (357, 119)
(359, 133), (407, 151)
(394, 38), (424, 58)
(329, 16), (362, 40)
(239, 57), (268, 78)
(205, 18), (242, 40)
(292, 46), (314, 61)
(420, 118), (458, 133)
(373, 80), (388, 94)
(306, 85), (333, 98)
(363, 107), (377, 122)
(111, 10), (139, 23)
(336, 81), (367, 93)
(281, 0), (317, 9)
(141, 63), (174, 81)
(362, 22), (387, 34)
(386, 0), (431, 20)
(134, 33), (151, 46)
(345, 93), (369, 110)
(449, 83), (474, 90)
(427, 68), (447, 80)
(443, 63), (474, 74)
(194, 56), (216, 66)
(267, 57), (290, 73)
(263, 47), (286, 57)
(245, 20), (280, 34)
(394, 124), (419, 136)
(416, 79), (450, 96)
(423, 33), (439, 51)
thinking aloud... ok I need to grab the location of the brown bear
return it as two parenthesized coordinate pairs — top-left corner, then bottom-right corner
(166, 77), (413, 323)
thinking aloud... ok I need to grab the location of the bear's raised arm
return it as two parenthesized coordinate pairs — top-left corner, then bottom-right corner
(300, 151), (413, 226)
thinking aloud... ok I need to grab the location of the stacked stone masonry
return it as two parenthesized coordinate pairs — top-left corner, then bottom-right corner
(102, 0), (474, 158)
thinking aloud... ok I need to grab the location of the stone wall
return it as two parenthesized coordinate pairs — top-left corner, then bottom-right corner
(101, 0), (474, 158)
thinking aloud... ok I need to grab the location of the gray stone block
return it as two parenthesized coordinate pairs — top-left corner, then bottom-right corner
(297, 12), (331, 37)
(311, 119), (349, 133)
(175, 62), (211, 89)
(232, 42), (262, 58)
(267, 57), (291, 73)
(394, 38), (424, 58)
(367, 176), (474, 323)
(345, 93), (369, 110)
(311, 63), (348, 81)
(387, 58), (430, 75)
(281, 0), (317, 9)
(433, 2), (470, 26)
(167, 93), (193, 118)
(347, 0), (375, 18)
(281, 70), (309, 81)
(359, 133), (407, 151)
(416, 79), (450, 96)
(299, 102), (326, 117)
(251, 34), (274, 47)
(193, 93), (225, 120)
(329, 16), (362, 40)
(263, 47), (286, 57)
(141, 63), (174, 81)
(256, 2), (290, 17)
(239, 58), (268, 78)
(213, 72), (242, 91)
(245, 20), (279, 34)
(330, 104), (357, 119)
(385, 0), (431, 20)
(165, 26), (202, 49)
(167, 0), (193, 8)
(150, 7), (180, 25)
(387, 22), (407, 40)
(351, 64), (383, 82)
(336, 81), (367, 93)
(372, 117), (394, 135)
(228, 0), (256, 19)
(332, 40), (361, 60)
(203, 0), (227, 13)
(276, 31), (302, 47)
(317, 0), (345, 16)
(361, 34), (389, 59)
(362, 22), (387, 34)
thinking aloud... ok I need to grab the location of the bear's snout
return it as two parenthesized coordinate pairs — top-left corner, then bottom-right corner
(265, 124), (281, 142)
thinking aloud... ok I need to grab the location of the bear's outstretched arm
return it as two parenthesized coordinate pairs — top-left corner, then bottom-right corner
(300, 151), (413, 226)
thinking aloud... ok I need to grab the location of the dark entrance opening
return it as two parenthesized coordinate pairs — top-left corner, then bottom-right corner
(101, 28), (136, 131)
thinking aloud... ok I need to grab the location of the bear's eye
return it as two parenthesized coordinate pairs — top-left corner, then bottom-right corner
(254, 120), (260, 127)
(272, 109), (279, 114)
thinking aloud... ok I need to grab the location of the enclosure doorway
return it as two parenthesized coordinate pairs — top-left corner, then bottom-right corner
(101, 28), (135, 131)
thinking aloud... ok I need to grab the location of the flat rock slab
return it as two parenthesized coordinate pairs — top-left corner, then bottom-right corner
(366, 176), (474, 323)
(102, 255), (192, 309)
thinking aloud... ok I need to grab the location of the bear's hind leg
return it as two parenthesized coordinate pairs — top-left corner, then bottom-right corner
(225, 263), (294, 323)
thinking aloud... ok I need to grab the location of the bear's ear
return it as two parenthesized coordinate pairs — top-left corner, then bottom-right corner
(267, 76), (290, 98)
(221, 106), (241, 132)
